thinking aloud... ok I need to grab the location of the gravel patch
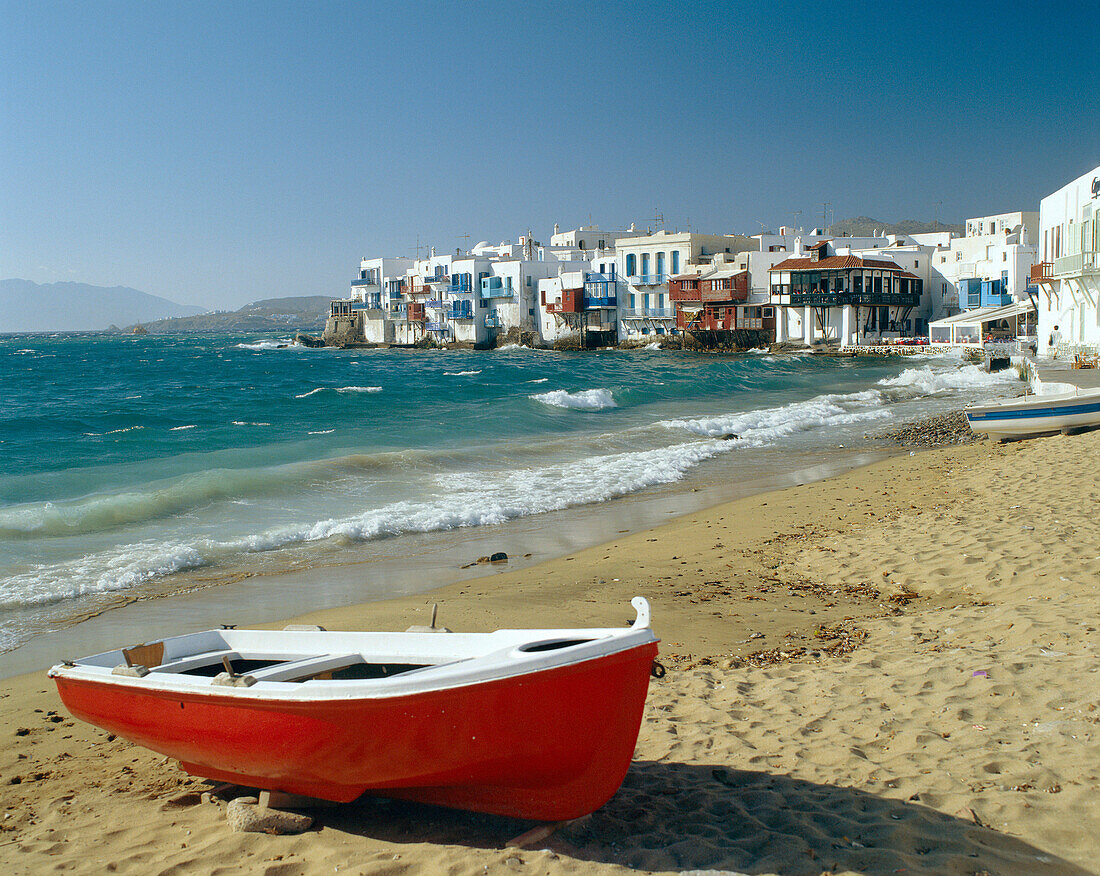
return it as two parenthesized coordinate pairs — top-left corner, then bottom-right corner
(880, 410), (979, 447)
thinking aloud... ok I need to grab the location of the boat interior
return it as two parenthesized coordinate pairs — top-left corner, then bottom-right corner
(53, 598), (654, 691)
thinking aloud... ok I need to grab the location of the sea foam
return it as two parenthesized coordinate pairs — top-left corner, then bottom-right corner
(877, 362), (1018, 395)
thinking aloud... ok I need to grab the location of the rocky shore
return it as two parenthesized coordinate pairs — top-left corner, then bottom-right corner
(879, 409), (980, 447)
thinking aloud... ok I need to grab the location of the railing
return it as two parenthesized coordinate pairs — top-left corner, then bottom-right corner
(584, 296), (617, 308)
(787, 293), (920, 307)
(480, 287), (515, 299)
(485, 314), (503, 328)
(447, 279), (473, 293)
(446, 304), (473, 319)
(425, 300), (445, 309)
(425, 321), (447, 332)
(623, 308), (675, 318)
(1054, 251), (1099, 276)
(351, 279), (380, 287)
(630, 274), (668, 286)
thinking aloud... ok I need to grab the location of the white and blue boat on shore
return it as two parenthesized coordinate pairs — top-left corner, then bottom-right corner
(965, 386), (1100, 440)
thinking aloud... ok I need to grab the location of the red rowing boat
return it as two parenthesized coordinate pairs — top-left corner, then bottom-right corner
(49, 597), (659, 820)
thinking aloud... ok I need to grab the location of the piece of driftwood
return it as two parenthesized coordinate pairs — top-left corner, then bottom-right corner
(506, 815), (589, 848)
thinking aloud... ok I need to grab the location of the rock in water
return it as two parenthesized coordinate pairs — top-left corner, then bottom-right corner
(489, 552), (508, 563)
(226, 798), (313, 834)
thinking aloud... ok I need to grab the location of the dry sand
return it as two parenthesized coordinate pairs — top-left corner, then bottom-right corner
(0, 430), (1097, 875)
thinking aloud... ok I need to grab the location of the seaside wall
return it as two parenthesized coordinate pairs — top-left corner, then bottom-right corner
(322, 315), (363, 347)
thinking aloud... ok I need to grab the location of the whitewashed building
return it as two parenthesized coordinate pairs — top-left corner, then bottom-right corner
(615, 231), (754, 339)
(1032, 164), (1100, 356)
(926, 212), (1038, 318)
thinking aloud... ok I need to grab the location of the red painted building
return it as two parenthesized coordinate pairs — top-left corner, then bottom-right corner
(670, 268), (774, 337)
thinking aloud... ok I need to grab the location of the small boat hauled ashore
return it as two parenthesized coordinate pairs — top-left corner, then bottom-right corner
(965, 386), (1100, 440)
(49, 598), (659, 820)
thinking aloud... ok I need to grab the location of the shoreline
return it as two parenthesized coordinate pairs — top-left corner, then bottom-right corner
(0, 443), (897, 679)
(2, 429), (1096, 873)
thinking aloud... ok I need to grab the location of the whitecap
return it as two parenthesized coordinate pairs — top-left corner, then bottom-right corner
(237, 339), (294, 351)
(308, 429), (335, 434)
(169, 425), (197, 431)
(335, 386), (382, 393)
(443, 370), (482, 376)
(294, 387), (325, 398)
(531, 388), (617, 411)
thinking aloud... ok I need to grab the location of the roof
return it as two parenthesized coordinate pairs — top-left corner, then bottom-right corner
(769, 255), (917, 277)
(928, 300), (1035, 327)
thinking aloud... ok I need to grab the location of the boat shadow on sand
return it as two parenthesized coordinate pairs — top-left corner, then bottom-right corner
(307, 760), (1089, 875)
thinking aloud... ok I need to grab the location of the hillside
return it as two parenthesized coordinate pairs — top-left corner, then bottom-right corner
(829, 216), (964, 237)
(0, 280), (205, 333)
(129, 296), (331, 334)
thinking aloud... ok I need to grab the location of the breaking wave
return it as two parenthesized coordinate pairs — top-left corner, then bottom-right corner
(663, 390), (890, 442)
(0, 439), (732, 612)
(877, 363), (1018, 394)
(531, 388), (617, 411)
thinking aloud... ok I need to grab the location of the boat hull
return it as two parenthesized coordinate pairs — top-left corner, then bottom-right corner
(54, 641), (657, 820)
(966, 390), (1100, 439)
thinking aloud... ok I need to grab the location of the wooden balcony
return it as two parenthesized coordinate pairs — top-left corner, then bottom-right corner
(1030, 262), (1053, 283)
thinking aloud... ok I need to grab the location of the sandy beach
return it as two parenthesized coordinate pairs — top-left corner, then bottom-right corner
(1, 429), (1097, 875)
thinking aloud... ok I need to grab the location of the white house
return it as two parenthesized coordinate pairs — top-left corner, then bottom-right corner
(1032, 163), (1100, 357)
(926, 212), (1038, 318)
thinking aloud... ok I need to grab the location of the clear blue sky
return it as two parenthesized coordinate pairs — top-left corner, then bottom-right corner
(2, 0), (1097, 310)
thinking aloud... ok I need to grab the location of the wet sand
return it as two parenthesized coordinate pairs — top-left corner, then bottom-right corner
(1, 431), (1097, 874)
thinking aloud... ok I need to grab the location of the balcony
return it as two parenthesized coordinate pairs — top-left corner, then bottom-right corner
(351, 278), (380, 287)
(1030, 262), (1053, 283)
(584, 295), (617, 308)
(447, 302), (473, 319)
(485, 313), (503, 328)
(623, 307), (675, 318)
(447, 278), (473, 294)
(1054, 251), (1099, 277)
(480, 278), (516, 299)
(631, 273), (668, 286)
(425, 321), (448, 332)
(787, 293), (920, 307)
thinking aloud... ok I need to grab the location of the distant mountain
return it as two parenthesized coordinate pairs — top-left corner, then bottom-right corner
(129, 296), (332, 334)
(0, 280), (205, 333)
(829, 216), (964, 237)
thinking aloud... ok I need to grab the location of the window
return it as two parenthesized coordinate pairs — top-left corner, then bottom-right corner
(1002, 252), (1007, 262)
(626, 254), (636, 276)
(671, 251), (680, 274)
(915, 260), (919, 268)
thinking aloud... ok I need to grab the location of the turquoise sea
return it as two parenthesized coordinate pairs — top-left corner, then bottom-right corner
(0, 333), (1021, 657)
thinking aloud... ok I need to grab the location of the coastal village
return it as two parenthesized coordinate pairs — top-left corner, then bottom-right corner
(325, 163), (1100, 362)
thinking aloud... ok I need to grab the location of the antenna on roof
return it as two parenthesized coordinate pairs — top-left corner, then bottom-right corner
(791, 210), (802, 232)
(654, 209), (665, 230)
(822, 203), (831, 235)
